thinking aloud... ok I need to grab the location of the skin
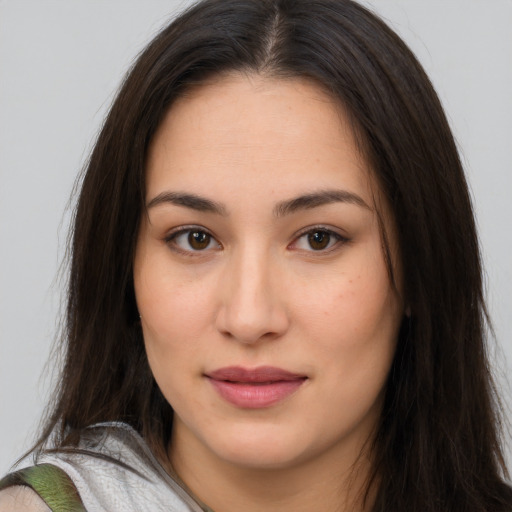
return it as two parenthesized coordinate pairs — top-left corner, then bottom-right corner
(134, 73), (405, 512)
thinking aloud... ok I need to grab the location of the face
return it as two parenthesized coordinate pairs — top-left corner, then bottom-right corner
(134, 74), (404, 472)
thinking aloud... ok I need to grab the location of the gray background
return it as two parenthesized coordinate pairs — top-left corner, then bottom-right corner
(1, 0), (511, 475)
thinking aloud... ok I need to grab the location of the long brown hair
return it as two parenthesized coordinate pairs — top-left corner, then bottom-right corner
(36, 1), (512, 510)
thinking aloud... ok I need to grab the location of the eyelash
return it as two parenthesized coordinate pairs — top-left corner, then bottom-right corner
(164, 225), (348, 256)
(290, 225), (349, 253)
(164, 226), (221, 257)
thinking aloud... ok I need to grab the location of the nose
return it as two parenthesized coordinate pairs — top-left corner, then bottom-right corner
(215, 246), (290, 344)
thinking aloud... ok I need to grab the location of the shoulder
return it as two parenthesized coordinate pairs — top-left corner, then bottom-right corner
(0, 464), (86, 512)
(0, 486), (51, 512)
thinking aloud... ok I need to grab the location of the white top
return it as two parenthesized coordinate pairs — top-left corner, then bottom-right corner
(0, 422), (207, 512)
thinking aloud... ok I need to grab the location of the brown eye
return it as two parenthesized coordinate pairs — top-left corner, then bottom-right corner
(188, 230), (211, 250)
(307, 231), (331, 250)
(292, 228), (346, 253)
(167, 228), (220, 254)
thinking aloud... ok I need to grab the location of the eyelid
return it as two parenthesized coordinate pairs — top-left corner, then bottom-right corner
(289, 225), (349, 252)
(164, 225), (222, 255)
(163, 224), (348, 256)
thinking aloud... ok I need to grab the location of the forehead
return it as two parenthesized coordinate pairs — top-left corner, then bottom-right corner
(146, 73), (375, 205)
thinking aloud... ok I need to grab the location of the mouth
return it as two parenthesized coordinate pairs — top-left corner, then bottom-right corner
(205, 366), (307, 409)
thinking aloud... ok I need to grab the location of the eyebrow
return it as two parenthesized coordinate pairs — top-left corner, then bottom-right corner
(273, 189), (372, 217)
(146, 189), (371, 216)
(147, 191), (228, 215)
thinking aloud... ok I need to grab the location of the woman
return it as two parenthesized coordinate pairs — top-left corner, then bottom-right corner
(1, 0), (511, 511)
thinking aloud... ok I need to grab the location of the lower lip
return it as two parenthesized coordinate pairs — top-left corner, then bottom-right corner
(208, 378), (306, 409)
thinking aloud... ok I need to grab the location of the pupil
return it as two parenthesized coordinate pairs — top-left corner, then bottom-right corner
(188, 231), (210, 250)
(308, 231), (330, 250)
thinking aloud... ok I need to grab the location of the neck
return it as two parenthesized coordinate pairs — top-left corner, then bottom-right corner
(167, 426), (377, 512)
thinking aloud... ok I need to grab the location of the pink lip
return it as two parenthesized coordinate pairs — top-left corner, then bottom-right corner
(205, 366), (307, 409)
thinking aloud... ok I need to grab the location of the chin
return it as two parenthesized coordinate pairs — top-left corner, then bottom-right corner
(218, 444), (307, 470)
(200, 423), (324, 470)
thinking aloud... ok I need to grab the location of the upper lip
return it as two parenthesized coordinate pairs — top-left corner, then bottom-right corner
(206, 366), (306, 383)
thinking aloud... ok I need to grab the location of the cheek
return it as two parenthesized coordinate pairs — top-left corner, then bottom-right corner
(298, 258), (399, 344)
(295, 252), (401, 398)
(134, 253), (206, 388)
(138, 280), (209, 357)
(135, 245), (213, 338)
(136, 269), (210, 409)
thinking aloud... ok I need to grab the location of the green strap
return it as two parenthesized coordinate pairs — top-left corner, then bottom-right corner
(0, 464), (86, 512)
